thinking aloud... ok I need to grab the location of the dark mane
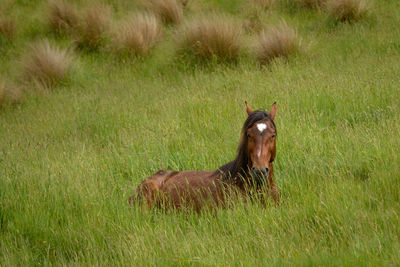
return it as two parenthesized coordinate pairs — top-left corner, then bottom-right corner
(215, 110), (276, 183)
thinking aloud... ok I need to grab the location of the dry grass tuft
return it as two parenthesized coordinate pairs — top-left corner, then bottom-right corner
(149, 0), (184, 25)
(76, 4), (111, 50)
(243, 9), (265, 33)
(0, 82), (5, 108)
(180, 0), (189, 7)
(326, 0), (368, 22)
(255, 22), (300, 65)
(249, 0), (275, 9)
(0, 81), (23, 109)
(24, 40), (73, 87)
(114, 13), (161, 55)
(178, 16), (242, 61)
(0, 16), (16, 41)
(294, 0), (325, 8)
(48, 0), (79, 33)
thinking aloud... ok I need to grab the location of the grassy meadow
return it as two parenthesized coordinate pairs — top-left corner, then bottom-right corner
(1, 0), (400, 265)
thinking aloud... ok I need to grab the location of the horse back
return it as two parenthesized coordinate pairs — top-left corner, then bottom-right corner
(132, 169), (223, 211)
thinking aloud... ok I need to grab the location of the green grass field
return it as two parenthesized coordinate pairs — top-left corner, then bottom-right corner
(1, 0), (400, 265)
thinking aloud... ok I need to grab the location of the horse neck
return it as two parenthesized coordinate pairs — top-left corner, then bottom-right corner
(225, 151), (276, 189)
(217, 150), (250, 185)
(268, 164), (276, 186)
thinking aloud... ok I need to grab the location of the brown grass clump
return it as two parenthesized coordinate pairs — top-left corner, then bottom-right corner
(76, 4), (111, 49)
(178, 16), (242, 61)
(24, 40), (73, 87)
(48, 0), (79, 33)
(294, 0), (325, 8)
(326, 0), (368, 22)
(180, 0), (189, 7)
(0, 16), (16, 41)
(243, 8), (265, 33)
(0, 82), (5, 108)
(0, 81), (23, 109)
(149, 0), (184, 25)
(249, 0), (275, 9)
(114, 13), (161, 55)
(256, 22), (300, 65)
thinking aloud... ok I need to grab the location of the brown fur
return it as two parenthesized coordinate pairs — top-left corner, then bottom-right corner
(129, 102), (279, 212)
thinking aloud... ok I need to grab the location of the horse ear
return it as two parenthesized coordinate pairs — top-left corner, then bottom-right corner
(245, 101), (253, 116)
(270, 102), (277, 120)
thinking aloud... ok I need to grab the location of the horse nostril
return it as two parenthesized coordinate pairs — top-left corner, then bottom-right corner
(251, 167), (269, 176)
(259, 167), (269, 176)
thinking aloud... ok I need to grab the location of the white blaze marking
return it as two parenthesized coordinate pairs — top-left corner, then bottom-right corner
(255, 123), (267, 158)
(256, 123), (267, 133)
(257, 123), (267, 157)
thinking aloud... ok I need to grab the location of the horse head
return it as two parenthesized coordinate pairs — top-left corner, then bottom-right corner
(242, 102), (277, 185)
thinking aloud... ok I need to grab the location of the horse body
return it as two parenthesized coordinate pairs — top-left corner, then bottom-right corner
(131, 170), (225, 212)
(130, 102), (280, 212)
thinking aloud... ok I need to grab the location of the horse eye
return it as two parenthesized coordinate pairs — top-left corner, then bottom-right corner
(271, 134), (276, 138)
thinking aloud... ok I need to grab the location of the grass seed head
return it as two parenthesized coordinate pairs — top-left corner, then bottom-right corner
(24, 40), (73, 87)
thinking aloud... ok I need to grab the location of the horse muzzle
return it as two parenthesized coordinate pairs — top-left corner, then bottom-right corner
(250, 167), (269, 185)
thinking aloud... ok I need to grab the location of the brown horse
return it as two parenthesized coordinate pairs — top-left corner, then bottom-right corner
(129, 102), (279, 212)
